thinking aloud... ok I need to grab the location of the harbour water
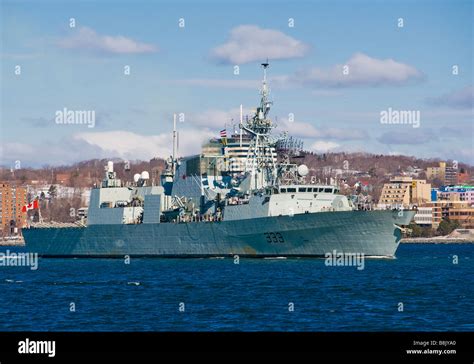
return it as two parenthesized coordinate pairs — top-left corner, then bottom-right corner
(0, 244), (472, 331)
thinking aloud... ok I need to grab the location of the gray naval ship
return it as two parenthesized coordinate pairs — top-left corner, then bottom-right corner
(23, 63), (414, 257)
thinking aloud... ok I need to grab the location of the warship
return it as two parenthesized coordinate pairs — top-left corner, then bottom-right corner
(23, 63), (414, 257)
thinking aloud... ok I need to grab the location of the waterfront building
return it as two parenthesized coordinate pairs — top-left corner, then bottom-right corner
(0, 182), (27, 235)
(378, 176), (431, 208)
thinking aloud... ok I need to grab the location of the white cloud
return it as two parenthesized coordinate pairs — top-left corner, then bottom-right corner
(325, 128), (368, 140)
(211, 25), (310, 64)
(310, 141), (340, 152)
(74, 129), (215, 160)
(283, 53), (423, 87)
(57, 27), (157, 54)
(1, 129), (214, 167)
(277, 121), (321, 138)
(186, 107), (253, 129)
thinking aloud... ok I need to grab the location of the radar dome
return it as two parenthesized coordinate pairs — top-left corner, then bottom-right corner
(297, 164), (309, 177)
(141, 171), (150, 180)
(133, 174), (141, 183)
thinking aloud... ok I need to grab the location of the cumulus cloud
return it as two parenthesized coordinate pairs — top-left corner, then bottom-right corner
(74, 129), (215, 160)
(57, 26), (157, 54)
(310, 141), (340, 152)
(185, 107), (254, 129)
(185, 110), (369, 140)
(282, 53), (423, 88)
(211, 25), (309, 64)
(1, 129), (215, 167)
(427, 86), (473, 109)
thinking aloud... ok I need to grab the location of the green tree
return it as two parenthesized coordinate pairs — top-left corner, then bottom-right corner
(437, 219), (460, 236)
(408, 223), (422, 237)
(420, 226), (434, 238)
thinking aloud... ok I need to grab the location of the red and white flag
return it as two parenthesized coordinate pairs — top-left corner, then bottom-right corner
(22, 200), (39, 213)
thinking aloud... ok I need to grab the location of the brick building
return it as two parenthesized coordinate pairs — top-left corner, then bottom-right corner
(0, 183), (27, 235)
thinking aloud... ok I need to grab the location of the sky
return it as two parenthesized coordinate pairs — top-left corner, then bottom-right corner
(1, 0), (473, 167)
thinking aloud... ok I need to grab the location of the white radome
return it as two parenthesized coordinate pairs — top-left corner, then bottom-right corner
(141, 171), (150, 180)
(297, 164), (309, 177)
(133, 174), (141, 183)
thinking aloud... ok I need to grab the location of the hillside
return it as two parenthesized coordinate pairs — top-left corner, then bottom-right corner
(1, 152), (472, 194)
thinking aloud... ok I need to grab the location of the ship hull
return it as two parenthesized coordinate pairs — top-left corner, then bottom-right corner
(22, 210), (414, 258)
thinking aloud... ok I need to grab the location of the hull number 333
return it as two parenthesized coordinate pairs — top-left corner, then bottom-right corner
(264, 232), (285, 243)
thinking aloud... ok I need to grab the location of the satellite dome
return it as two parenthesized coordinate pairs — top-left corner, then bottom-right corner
(141, 171), (150, 180)
(297, 164), (309, 177)
(133, 174), (141, 183)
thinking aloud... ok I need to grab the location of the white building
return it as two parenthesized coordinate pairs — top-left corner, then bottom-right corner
(27, 185), (91, 205)
(414, 207), (433, 226)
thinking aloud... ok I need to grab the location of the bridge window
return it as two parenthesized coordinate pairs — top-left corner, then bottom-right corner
(324, 188), (333, 193)
(287, 188), (296, 193)
(299, 188), (307, 192)
(280, 188), (287, 193)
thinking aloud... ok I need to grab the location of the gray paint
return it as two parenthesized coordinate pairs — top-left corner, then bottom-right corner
(23, 210), (415, 257)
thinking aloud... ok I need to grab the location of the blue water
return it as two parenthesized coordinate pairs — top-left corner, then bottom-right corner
(0, 244), (472, 331)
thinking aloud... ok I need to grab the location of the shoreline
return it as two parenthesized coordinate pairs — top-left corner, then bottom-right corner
(401, 238), (474, 244)
(0, 239), (25, 247)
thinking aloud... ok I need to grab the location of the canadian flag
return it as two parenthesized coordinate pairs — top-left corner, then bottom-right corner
(22, 200), (39, 213)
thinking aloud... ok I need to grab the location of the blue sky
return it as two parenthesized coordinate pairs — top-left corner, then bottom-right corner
(1, 0), (473, 167)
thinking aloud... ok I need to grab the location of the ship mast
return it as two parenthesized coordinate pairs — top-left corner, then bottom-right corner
(172, 113), (177, 175)
(260, 60), (270, 121)
(243, 61), (278, 190)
